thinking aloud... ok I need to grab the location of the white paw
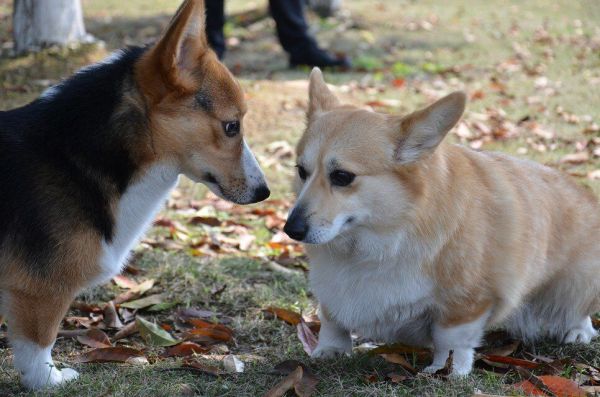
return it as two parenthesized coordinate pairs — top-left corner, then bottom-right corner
(311, 345), (351, 359)
(563, 318), (598, 344)
(423, 364), (444, 374)
(59, 368), (80, 383)
(22, 367), (79, 390)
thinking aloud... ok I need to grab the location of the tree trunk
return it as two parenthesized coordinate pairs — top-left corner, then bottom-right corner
(308, 0), (343, 18)
(12, 0), (92, 54)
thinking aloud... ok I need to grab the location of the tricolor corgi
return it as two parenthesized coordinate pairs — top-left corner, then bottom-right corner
(0, 0), (269, 389)
(284, 68), (600, 375)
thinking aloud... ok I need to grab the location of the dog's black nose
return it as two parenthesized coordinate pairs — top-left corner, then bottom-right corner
(251, 184), (270, 203)
(284, 208), (308, 241)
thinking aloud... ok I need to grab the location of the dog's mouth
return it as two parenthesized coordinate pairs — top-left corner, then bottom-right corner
(202, 173), (270, 205)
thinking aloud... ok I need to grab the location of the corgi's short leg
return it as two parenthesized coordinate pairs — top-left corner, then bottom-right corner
(563, 316), (598, 344)
(7, 290), (78, 389)
(311, 305), (352, 359)
(424, 313), (488, 376)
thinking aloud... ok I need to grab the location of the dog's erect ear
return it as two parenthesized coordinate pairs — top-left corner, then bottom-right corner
(147, 0), (209, 90)
(308, 67), (340, 118)
(393, 91), (466, 164)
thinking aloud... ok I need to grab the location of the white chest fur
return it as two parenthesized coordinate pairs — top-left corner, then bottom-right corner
(94, 163), (179, 285)
(308, 228), (436, 344)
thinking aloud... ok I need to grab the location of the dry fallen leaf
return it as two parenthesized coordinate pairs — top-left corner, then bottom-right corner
(296, 319), (318, 356)
(113, 321), (138, 340)
(481, 354), (540, 369)
(103, 301), (123, 329)
(73, 346), (147, 364)
(379, 353), (417, 375)
(76, 329), (112, 349)
(264, 366), (304, 397)
(264, 306), (302, 326)
(112, 275), (139, 289)
(514, 374), (587, 397)
(370, 342), (431, 359)
(560, 152), (589, 164)
(120, 294), (164, 310)
(136, 316), (179, 347)
(181, 358), (225, 377)
(162, 342), (210, 358)
(223, 354), (245, 373)
(183, 318), (233, 343)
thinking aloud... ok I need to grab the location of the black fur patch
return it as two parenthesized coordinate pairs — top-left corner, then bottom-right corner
(0, 46), (149, 276)
(195, 90), (213, 112)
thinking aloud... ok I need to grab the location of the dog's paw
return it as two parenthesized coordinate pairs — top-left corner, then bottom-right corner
(422, 364), (445, 374)
(22, 367), (79, 390)
(59, 368), (80, 383)
(311, 345), (351, 359)
(563, 317), (598, 344)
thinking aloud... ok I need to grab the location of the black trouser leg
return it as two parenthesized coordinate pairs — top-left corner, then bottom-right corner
(205, 0), (226, 59)
(268, 0), (318, 58)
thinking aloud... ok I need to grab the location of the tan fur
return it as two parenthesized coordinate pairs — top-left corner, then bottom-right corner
(292, 68), (600, 375)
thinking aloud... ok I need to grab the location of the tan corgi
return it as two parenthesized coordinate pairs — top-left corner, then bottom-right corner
(0, 0), (269, 389)
(283, 68), (600, 375)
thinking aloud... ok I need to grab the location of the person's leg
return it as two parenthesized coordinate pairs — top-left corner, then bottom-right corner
(268, 0), (350, 68)
(205, 0), (226, 59)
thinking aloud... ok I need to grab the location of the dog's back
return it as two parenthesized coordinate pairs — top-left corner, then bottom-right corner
(0, 47), (146, 280)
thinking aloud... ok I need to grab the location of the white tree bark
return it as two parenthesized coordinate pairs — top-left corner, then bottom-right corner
(308, 0), (343, 18)
(13, 0), (92, 54)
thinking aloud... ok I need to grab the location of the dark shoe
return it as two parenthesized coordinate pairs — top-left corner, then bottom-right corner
(289, 46), (351, 69)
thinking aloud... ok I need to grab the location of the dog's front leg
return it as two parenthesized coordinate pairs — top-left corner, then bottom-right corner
(423, 312), (489, 376)
(7, 289), (79, 389)
(311, 304), (352, 359)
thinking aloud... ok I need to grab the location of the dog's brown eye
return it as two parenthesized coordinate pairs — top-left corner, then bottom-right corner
(222, 120), (240, 137)
(330, 170), (355, 187)
(296, 165), (308, 180)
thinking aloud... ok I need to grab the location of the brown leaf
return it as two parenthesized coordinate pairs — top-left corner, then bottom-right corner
(370, 343), (431, 359)
(189, 216), (222, 227)
(296, 319), (318, 356)
(184, 320), (233, 343)
(560, 152), (589, 164)
(73, 346), (147, 364)
(182, 358), (225, 376)
(264, 307), (302, 326)
(264, 366), (304, 397)
(113, 321), (138, 340)
(478, 339), (520, 357)
(514, 367), (556, 396)
(433, 350), (454, 377)
(76, 329), (112, 348)
(514, 374), (588, 397)
(103, 301), (123, 329)
(63, 316), (103, 329)
(271, 360), (307, 375)
(162, 342), (210, 358)
(113, 279), (155, 305)
(57, 329), (89, 338)
(120, 294), (164, 310)
(295, 368), (318, 397)
(70, 301), (102, 314)
(481, 354), (540, 369)
(112, 275), (139, 289)
(379, 353), (417, 375)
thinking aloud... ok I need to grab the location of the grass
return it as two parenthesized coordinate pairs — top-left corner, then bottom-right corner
(1, 0), (600, 396)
